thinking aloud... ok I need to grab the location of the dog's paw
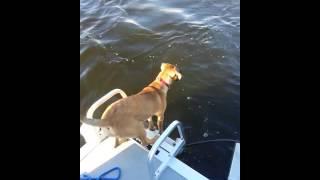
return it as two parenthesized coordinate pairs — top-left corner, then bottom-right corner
(149, 126), (157, 131)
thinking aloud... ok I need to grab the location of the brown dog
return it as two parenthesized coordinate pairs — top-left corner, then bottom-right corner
(81, 63), (182, 147)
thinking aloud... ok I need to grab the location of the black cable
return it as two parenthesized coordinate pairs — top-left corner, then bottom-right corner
(186, 139), (240, 147)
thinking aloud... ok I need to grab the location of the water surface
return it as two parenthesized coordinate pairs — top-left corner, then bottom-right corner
(80, 0), (240, 179)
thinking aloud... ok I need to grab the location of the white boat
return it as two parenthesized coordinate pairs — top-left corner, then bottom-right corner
(80, 89), (240, 180)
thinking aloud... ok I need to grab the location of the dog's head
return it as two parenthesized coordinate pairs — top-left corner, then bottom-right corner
(160, 63), (182, 81)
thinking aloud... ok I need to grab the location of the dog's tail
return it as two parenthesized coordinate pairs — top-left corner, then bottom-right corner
(80, 116), (104, 127)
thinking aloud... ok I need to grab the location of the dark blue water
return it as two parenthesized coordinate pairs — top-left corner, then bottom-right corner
(80, 0), (240, 179)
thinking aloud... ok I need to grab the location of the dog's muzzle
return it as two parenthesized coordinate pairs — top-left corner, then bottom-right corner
(172, 72), (182, 81)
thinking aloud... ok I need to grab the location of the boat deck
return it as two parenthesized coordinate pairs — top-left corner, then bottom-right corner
(80, 137), (207, 180)
(80, 89), (239, 180)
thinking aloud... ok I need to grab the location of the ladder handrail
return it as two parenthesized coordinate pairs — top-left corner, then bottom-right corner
(86, 89), (127, 119)
(81, 89), (128, 161)
(148, 120), (185, 180)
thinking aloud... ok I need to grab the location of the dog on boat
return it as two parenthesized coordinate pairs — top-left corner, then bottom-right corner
(81, 63), (182, 147)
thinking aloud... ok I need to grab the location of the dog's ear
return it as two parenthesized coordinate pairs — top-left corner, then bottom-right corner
(161, 63), (167, 71)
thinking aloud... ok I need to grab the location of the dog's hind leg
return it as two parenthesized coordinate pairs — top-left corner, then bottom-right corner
(157, 114), (164, 133)
(115, 137), (120, 148)
(114, 137), (128, 148)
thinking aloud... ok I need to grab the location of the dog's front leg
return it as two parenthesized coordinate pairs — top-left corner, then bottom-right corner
(148, 117), (156, 131)
(138, 131), (159, 146)
(157, 114), (164, 133)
